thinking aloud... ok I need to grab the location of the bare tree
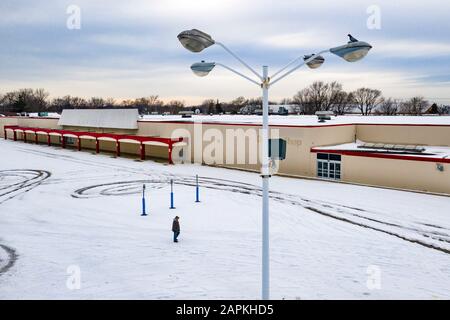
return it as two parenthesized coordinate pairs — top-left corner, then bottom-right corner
(165, 100), (185, 114)
(133, 95), (164, 114)
(215, 99), (223, 114)
(134, 97), (151, 114)
(400, 96), (428, 115)
(292, 89), (309, 114)
(224, 96), (248, 114)
(231, 96), (248, 107)
(293, 81), (349, 114)
(1, 92), (17, 113)
(240, 97), (262, 114)
(50, 97), (67, 113)
(104, 98), (116, 108)
(148, 95), (164, 113)
(201, 99), (216, 114)
(376, 98), (399, 115)
(50, 96), (87, 112)
(121, 99), (131, 106)
(31, 88), (50, 112)
(332, 92), (353, 115)
(352, 88), (383, 116)
(298, 81), (328, 113)
(437, 104), (450, 115)
(0, 93), (6, 114)
(88, 97), (106, 109)
(17, 89), (34, 113)
(71, 96), (88, 109)
(279, 98), (292, 105)
(0, 89), (50, 113)
(247, 97), (263, 106)
(324, 81), (345, 111)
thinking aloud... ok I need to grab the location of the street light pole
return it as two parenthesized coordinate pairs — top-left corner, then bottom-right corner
(261, 65), (270, 300)
(178, 29), (372, 300)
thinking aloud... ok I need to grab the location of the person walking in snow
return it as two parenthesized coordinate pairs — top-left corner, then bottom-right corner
(172, 216), (180, 243)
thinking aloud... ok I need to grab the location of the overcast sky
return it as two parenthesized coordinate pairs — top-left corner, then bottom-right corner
(1, 0), (449, 105)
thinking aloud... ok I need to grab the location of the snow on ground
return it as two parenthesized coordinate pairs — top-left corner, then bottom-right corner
(140, 114), (450, 126)
(0, 139), (450, 299)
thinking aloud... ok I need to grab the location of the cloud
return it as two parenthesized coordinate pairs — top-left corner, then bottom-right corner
(260, 31), (339, 50)
(374, 39), (450, 57)
(0, 0), (449, 104)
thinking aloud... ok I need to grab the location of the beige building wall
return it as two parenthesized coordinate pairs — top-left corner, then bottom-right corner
(1, 117), (58, 140)
(0, 117), (19, 138)
(16, 117), (59, 129)
(62, 125), (137, 135)
(136, 121), (356, 176)
(298, 125), (356, 177)
(356, 124), (450, 146)
(342, 155), (450, 194)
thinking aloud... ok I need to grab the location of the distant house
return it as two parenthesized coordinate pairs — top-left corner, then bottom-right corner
(425, 103), (450, 115)
(239, 105), (256, 115)
(269, 105), (298, 115)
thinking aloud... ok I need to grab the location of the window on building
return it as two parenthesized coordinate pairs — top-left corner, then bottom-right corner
(317, 153), (341, 180)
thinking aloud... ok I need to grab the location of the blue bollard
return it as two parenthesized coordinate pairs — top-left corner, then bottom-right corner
(141, 184), (147, 216)
(170, 179), (175, 209)
(196, 174), (200, 203)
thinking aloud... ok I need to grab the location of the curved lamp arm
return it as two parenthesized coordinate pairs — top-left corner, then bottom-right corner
(216, 42), (264, 81)
(270, 49), (331, 87)
(216, 63), (261, 86)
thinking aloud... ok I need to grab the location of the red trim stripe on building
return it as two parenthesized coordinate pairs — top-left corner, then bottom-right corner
(3, 125), (183, 164)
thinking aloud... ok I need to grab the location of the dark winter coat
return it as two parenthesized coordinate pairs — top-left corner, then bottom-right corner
(172, 219), (180, 232)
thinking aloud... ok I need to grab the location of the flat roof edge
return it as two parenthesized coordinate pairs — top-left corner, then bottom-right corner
(310, 148), (450, 163)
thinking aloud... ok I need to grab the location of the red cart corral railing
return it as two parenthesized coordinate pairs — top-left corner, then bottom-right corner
(3, 125), (183, 164)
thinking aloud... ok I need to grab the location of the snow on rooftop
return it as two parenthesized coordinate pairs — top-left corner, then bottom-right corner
(140, 114), (450, 127)
(27, 112), (60, 118)
(313, 141), (450, 161)
(59, 109), (139, 129)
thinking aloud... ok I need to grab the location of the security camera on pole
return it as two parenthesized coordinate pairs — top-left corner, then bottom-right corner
(177, 29), (372, 300)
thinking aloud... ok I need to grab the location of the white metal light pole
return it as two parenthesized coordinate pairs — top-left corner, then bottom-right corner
(261, 65), (270, 299)
(177, 29), (372, 300)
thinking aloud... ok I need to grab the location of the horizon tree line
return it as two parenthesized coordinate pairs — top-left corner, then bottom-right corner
(1, 83), (448, 116)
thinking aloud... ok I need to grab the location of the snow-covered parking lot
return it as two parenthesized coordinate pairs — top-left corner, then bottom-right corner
(0, 139), (450, 299)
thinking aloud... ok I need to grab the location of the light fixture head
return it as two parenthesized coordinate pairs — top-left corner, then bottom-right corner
(330, 39), (372, 62)
(304, 54), (325, 69)
(190, 61), (216, 77)
(177, 29), (215, 53)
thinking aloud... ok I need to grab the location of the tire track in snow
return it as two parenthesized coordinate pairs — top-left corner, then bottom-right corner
(10, 144), (450, 254)
(71, 176), (450, 255)
(0, 169), (51, 204)
(0, 244), (17, 276)
(0, 169), (51, 276)
(73, 180), (167, 197)
(302, 207), (450, 255)
(15, 147), (167, 177)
